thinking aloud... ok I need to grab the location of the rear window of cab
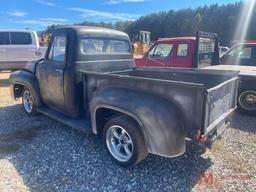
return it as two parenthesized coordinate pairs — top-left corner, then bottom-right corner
(79, 38), (131, 56)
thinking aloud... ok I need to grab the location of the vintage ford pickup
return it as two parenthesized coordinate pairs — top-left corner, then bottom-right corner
(9, 26), (239, 166)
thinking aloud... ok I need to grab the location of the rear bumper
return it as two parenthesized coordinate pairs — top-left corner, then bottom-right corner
(204, 107), (236, 136)
(202, 107), (236, 141)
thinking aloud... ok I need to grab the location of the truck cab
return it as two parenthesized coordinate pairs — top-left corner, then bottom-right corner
(26, 27), (133, 117)
(135, 37), (195, 68)
(135, 31), (220, 68)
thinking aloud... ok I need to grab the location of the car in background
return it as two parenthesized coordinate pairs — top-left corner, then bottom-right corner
(219, 46), (229, 56)
(208, 41), (256, 116)
(0, 29), (42, 71)
(220, 40), (256, 66)
(134, 31), (220, 68)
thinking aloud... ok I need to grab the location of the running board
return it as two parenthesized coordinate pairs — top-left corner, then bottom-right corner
(37, 107), (92, 133)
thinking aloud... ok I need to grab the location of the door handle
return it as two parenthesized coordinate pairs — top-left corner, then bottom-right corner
(55, 69), (63, 73)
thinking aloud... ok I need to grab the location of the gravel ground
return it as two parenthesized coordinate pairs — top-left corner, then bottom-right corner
(0, 72), (255, 192)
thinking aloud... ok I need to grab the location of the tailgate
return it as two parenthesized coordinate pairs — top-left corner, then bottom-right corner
(203, 77), (239, 135)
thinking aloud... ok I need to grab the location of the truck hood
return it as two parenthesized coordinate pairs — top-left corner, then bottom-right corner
(205, 65), (256, 76)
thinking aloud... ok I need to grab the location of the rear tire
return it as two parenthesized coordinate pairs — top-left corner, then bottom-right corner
(237, 90), (256, 116)
(22, 88), (38, 116)
(102, 115), (148, 167)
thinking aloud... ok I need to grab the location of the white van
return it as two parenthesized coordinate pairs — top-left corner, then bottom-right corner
(0, 30), (42, 70)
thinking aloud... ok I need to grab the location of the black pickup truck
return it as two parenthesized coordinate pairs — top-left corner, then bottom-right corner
(9, 26), (239, 166)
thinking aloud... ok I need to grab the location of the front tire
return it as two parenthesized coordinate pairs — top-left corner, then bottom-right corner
(103, 115), (148, 167)
(22, 88), (38, 115)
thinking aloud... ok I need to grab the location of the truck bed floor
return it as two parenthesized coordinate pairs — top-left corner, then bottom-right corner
(37, 107), (92, 133)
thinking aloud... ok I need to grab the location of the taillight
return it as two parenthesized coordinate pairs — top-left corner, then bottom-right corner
(196, 128), (207, 142)
(196, 129), (201, 140)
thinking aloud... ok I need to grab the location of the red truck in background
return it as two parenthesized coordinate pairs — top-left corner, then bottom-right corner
(134, 31), (220, 68)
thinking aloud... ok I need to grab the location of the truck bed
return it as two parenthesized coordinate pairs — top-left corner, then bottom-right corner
(83, 67), (238, 138)
(114, 67), (238, 135)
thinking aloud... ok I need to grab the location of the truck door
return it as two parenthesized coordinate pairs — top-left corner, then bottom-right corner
(145, 43), (173, 67)
(173, 42), (193, 68)
(36, 34), (67, 112)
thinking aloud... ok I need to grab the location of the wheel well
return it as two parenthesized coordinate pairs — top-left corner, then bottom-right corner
(95, 108), (141, 135)
(13, 84), (25, 99)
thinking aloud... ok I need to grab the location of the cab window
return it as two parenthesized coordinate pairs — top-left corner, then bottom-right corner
(177, 43), (189, 57)
(149, 43), (173, 59)
(48, 36), (66, 62)
(80, 39), (130, 55)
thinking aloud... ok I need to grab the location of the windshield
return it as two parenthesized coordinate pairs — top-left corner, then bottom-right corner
(149, 43), (173, 59)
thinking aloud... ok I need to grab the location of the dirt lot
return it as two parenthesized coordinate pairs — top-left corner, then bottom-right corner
(0, 72), (255, 192)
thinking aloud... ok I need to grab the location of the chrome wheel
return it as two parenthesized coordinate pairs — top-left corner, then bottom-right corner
(239, 91), (256, 111)
(106, 125), (134, 162)
(23, 90), (33, 113)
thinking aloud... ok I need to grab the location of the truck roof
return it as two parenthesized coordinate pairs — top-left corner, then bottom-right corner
(157, 37), (196, 43)
(55, 26), (130, 41)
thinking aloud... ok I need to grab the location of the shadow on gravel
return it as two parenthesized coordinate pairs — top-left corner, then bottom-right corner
(230, 112), (256, 133)
(0, 104), (44, 154)
(0, 124), (41, 153)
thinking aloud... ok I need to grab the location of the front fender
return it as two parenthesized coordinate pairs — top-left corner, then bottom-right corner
(90, 87), (186, 158)
(9, 70), (42, 107)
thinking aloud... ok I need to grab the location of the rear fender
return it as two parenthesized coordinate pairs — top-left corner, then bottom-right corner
(90, 87), (186, 158)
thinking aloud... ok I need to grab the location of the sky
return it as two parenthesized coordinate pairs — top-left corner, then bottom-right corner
(0, 0), (239, 31)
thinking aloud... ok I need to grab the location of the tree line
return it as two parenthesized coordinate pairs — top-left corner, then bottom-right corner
(42, 2), (256, 46)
